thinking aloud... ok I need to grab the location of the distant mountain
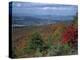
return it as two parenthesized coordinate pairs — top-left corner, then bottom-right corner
(12, 15), (73, 27)
(12, 16), (43, 26)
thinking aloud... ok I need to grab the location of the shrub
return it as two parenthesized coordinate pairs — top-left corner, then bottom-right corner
(46, 43), (76, 56)
(24, 32), (47, 56)
(28, 32), (44, 50)
(61, 24), (78, 48)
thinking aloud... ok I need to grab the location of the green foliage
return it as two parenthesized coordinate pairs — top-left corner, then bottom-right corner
(46, 43), (61, 56)
(34, 48), (43, 57)
(11, 48), (17, 58)
(24, 32), (46, 56)
(28, 32), (44, 50)
(46, 43), (75, 56)
(72, 13), (78, 27)
(60, 44), (71, 55)
(47, 35), (53, 48)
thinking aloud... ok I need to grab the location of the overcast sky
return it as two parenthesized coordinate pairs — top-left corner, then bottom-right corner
(11, 2), (77, 16)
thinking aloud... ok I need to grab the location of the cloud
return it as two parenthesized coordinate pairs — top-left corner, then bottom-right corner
(16, 3), (22, 7)
(33, 6), (75, 11)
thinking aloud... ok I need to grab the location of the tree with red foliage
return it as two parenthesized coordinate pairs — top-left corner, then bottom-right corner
(61, 24), (78, 48)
